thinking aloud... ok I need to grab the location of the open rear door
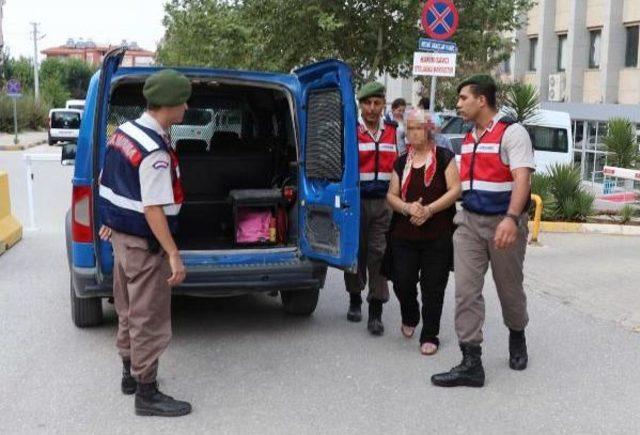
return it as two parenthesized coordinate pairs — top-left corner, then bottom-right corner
(294, 60), (359, 272)
(92, 46), (126, 281)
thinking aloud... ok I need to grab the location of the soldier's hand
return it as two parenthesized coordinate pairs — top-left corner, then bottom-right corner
(494, 217), (518, 249)
(98, 225), (112, 241)
(167, 252), (186, 286)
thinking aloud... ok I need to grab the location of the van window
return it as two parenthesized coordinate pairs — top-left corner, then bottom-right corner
(51, 111), (81, 129)
(526, 126), (568, 153)
(68, 104), (85, 111)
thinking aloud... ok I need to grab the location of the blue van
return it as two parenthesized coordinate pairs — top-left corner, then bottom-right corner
(65, 47), (360, 327)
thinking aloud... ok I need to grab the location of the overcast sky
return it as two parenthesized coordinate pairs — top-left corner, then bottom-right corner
(3, 0), (167, 59)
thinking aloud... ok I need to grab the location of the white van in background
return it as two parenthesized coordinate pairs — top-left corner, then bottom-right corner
(65, 99), (85, 112)
(438, 109), (574, 175)
(48, 108), (82, 145)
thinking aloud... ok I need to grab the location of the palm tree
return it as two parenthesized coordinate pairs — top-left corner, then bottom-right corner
(603, 117), (638, 168)
(502, 82), (540, 124)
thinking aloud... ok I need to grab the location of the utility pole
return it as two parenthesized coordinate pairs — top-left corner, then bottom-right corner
(30, 22), (44, 102)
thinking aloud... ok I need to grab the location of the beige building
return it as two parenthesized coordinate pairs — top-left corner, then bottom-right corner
(508, 0), (640, 105)
(504, 0), (640, 184)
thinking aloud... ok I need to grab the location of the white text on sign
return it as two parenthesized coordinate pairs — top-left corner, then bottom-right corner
(412, 52), (457, 77)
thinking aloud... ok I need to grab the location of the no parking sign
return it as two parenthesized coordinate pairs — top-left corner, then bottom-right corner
(421, 0), (459, 41)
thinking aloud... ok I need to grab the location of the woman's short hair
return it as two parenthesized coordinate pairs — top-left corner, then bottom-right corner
(391, 98), (407, 110)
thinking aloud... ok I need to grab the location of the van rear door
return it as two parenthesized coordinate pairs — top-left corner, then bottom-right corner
(294, 60), (359, 272)
(92, 46), (127, 281)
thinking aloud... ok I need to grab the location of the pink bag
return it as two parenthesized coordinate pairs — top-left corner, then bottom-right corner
(236, 208), (271, 243)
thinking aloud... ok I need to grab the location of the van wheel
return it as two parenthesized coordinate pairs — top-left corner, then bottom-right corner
(48, 137), (55, 146)
(280, 288), (319, 316)
(70, 275), (103, 327)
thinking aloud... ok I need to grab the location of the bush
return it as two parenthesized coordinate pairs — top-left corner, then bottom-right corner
(533, 163), (595, 222)
(0, 94), (49, 132)
(619, 205), (638, 224)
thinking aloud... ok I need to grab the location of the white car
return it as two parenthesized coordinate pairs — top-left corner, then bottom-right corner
(48, 109), (82, 146)
(65, 99), (85, 112)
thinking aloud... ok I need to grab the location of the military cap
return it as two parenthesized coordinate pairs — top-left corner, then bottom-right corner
(357, 81), (386, 101)
(457, 74), (497, 93)
(143, 69), (192, 107)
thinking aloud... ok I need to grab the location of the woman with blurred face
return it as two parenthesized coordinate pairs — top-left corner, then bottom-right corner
(386, 109), (461, 355)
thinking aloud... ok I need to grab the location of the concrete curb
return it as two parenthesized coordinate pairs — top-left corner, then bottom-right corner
(528, 221), (640, 236)
(0, 140), (46, 151)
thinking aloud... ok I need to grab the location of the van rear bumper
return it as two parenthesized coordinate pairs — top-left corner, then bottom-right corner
(72, 259), (328, 298)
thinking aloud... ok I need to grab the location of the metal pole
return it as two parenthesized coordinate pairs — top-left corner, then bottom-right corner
(12, 97), (18, 145)
(429, 76), (437, 112)
(31, 23), (40, 102)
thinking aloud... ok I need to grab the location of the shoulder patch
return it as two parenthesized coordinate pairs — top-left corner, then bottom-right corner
(152, 160), (170, 170)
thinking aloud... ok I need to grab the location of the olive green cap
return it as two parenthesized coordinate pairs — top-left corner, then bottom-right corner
(357, 81), (386, 101)
(457, 74), (497, 93)
(143, 69), (192, 107)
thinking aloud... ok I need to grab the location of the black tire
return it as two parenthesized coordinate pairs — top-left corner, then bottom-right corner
(48, 135), (55, 146)
(70, 275), (104, 327)
(280, 288), (319, 316)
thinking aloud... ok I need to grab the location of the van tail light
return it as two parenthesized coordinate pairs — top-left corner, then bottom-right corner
(283, 186), (296, 203)
(72, 185), (93, 243)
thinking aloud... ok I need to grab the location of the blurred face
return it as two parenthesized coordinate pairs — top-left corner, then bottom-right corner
(392, 104), (406, 121)
(359, 96), (385, 126)
(405, 110), (435, 148)
(456, 85), (484, 122)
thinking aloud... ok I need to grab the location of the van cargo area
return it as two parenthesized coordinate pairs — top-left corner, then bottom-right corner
(107, 78), (299, 251)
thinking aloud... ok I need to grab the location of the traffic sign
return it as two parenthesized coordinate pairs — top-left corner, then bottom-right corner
(421, 0), (459, 41)
(6, 79), (22, 97)
(412, 52), (457, 77)
(419, 37), (458, 53)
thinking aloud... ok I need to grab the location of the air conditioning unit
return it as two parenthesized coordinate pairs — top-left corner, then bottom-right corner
(548, 73), (566, 102)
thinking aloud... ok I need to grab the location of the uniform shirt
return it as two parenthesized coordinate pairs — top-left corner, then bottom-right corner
(135, 112), (176, 207)
(471, 113), (536, 171)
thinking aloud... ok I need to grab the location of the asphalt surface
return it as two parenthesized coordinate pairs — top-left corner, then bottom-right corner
(1, 230), (639, 434)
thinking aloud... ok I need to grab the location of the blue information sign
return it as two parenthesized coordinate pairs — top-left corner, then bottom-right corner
(419, 38), (458, 53)
(6, 79), (22, 97)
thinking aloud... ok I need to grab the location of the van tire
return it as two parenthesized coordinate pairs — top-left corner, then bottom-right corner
(48, 137), (55, 146)
(280, 288), (319, 316)
(70, 275), (103, 327)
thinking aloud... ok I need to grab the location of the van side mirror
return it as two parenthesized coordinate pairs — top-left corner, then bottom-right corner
(61, 143), (77, 166)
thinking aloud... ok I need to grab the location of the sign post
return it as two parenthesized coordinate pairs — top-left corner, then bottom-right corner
(6, 79), (22, 145)
(415, 0), (459, 112)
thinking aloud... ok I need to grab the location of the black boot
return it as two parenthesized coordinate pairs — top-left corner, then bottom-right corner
(431, 344), (485, 388)
(509, 329), (528, 370)
(135, 382), (192, 417)
(347, 293), (362, 322)
(367, 300), (384, 336)
(121, 360), (137, 395)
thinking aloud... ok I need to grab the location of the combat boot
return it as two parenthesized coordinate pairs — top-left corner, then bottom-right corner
(431, 344), (485, 387)
(135, 382), (192, 417)
(367, 300), (384, 336)
(509, 329), (528, 370)
(121, 360), (137, 395)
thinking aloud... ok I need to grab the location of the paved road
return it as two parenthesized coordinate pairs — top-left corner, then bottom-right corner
(1, 230), (639, 434)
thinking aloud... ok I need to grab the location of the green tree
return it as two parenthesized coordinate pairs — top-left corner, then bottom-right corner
(157, 0), (535, 101)
(2, 56), (35, 90)
(603, 117), (638, 169)
(502, 82), (539, 123)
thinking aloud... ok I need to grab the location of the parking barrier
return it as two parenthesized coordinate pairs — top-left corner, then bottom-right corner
(0, 171), (22, 255)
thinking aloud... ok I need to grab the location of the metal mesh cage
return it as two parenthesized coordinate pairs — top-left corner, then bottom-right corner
(305, 89), (343, 181)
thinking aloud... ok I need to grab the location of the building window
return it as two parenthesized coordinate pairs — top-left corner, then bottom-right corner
(557, 34), (568, 72)
(589, 29), (601, 68)
(529, 37), (538, 71)
(625, 26), (639, 68)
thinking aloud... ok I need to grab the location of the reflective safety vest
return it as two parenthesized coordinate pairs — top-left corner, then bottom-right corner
(98, 120), (184, 238)
(459, 119), (514, 215)
(357, 121), (397, 198)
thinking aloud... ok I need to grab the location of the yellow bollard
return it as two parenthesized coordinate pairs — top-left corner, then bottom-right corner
(529, 194), (543, 244)
(0, 171), (23, 254)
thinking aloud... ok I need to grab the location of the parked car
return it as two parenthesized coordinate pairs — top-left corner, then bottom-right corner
(64, 47), (360, 327)
(48, 108), (82, 145)
(438, 109), (574, 174)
